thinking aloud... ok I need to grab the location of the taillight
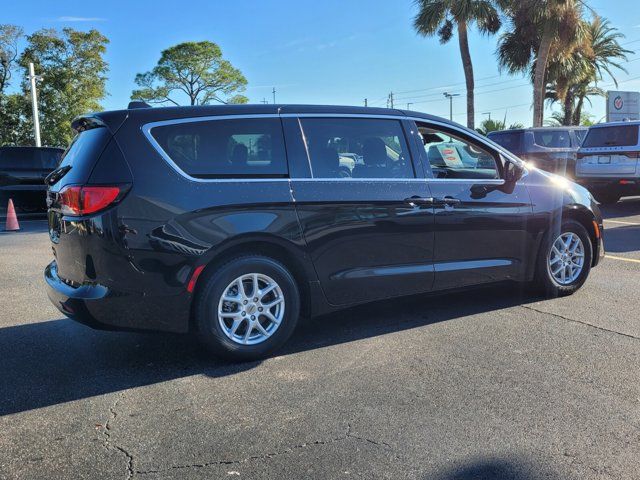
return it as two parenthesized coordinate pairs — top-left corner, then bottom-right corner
(58, 185), (126, 216)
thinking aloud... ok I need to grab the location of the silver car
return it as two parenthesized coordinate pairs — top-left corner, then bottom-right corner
(575, 121), (640, 204)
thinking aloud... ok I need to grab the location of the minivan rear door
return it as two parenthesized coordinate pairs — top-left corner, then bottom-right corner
(284, 114), (436, 306)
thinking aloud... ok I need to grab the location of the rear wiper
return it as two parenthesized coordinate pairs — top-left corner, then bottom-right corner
(44, 165), (71, 186)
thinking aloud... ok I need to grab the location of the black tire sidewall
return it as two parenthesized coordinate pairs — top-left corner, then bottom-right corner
(537, 220), (592, 296)
(195, 256), (300, 361)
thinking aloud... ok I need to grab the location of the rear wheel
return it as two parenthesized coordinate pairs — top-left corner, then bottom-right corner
(194, 255), (300, 361)
(534, 221), (592, 297)
(592, 189), (621, 205)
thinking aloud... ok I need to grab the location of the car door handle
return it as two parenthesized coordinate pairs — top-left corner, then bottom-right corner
(404, 196), (434, 206)
(435, 196), (461, 206)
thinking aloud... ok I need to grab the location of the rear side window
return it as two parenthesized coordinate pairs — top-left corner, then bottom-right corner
(150, 118), (287, 178)
(0, 148), (62, 169)
(533, 130), (571, 148)
(582, 125), (639, 148)
(299, 118), (414, 179)
(488, 132), (522, 152)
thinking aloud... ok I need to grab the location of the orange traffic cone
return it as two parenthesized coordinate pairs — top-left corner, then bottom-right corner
(5, 199), (20, 231)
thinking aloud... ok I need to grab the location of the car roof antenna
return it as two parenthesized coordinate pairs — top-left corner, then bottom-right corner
(128, 101), (151, 109)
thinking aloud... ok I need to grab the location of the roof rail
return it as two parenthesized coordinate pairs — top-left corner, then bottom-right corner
(128, 101), (151, 109)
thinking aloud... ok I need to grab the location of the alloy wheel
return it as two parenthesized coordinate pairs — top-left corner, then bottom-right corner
(217, 273), (285, 345)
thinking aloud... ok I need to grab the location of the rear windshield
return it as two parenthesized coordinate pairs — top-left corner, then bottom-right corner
(54, 127), (111, 185)
(488, 132), (522, 152)
(533, 130), (571, 148)
(582, 125), (639, 148)
(0, 148), (62, 169)
(150, 118), (287, 178)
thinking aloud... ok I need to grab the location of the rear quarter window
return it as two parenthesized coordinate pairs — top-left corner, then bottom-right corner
(582, 125), (639, 148)
(149, 117), (288, 178)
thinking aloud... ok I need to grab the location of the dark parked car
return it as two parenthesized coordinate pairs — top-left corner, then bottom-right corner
(45, 104), (604, 360)
(0, 146), (64, 216)
(487, 127), (587, 176)
(575, 121), (640, 204)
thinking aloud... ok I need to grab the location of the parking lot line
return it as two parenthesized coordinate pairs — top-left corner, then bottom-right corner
(606, 254), (640, 264)
(604, 219), (640, 226)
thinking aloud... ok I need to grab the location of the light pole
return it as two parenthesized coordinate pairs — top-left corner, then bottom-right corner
(443, 92), (460, 121)
(28, 62), (42, 147)
(482, 111), (491, 121)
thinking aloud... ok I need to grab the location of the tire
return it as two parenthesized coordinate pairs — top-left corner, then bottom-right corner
(194, 255), (300, 361)
(533, 220), (592, 297)
(592, 189), (621, 205)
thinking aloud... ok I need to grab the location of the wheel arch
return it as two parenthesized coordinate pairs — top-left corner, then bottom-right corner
(561, 205), (600, 266)
(188, 235), (315, 332)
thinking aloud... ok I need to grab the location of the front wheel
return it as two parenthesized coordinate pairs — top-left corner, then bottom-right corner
(534, 221), (592, 297)
(194, 255), (300, 361)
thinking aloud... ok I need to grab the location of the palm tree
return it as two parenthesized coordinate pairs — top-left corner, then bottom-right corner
(476, 118), (524, 135)
(413, 0), (501, 129)
(545, 16), (631, 125)
(497, 0), (584, 127)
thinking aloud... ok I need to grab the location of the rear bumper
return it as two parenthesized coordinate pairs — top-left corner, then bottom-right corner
(575, 177), (640, 191)
(44, 260), (191, 333)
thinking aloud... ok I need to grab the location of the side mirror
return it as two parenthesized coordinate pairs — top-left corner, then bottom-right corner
(504, 160), (524, 184)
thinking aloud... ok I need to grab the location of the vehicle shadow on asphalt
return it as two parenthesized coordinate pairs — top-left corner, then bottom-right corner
(428, 457), (558, 479)
(0, 283), (541, 416)
(599, 196), (640, 220)
(601, 224), (640, 253)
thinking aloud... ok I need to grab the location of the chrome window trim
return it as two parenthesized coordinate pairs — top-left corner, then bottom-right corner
(141, 114), (288, 183)
(141, 112), (525, 184)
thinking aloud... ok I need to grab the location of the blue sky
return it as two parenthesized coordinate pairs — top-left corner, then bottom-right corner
(6, 0), (640, 126)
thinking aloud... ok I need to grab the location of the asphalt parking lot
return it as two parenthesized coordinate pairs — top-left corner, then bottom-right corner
(1, 199), (639, 480)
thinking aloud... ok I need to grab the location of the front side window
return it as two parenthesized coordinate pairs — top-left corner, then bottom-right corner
(418, 125), (500, 179)
(533, 130), (571, 148)
(299, 118), (414, 179)
(150, 117), (287, 178)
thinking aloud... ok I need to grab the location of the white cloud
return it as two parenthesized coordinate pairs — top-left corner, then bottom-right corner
(56, 16), (106, 22)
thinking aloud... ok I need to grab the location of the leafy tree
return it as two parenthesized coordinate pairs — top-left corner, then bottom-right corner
(476, 118), (523, 135)
(546, 16), (631, 125)
(497, 0), (585, 127)
(545, 109), (594, 126)
(414, 0), (501, 129)
(19, 28), (109, 146)
(0, 24), (23, 95)
(0, 93), (31, 145)
(131, 41), (248, 106)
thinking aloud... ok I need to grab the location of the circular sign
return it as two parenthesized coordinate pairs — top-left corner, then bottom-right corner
(614, 95), (624, 110)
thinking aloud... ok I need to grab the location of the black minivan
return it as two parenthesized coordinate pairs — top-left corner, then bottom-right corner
(45, 104), (604, 360)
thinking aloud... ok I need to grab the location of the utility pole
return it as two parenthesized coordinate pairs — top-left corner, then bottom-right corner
(272, 87), (276, 104)
(28, 62), (42, 147)
(406, 102), (413, 110)
(389, 91), (394, 109)
(482, 111), (491, 121)
(261, 98), (268, 104)
(364, 98), (368, 107)
(443, 92), (460, 121)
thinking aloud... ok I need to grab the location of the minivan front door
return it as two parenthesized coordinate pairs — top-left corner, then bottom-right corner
(410, 120), (534, 291)
(284, 116), (436, 306)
